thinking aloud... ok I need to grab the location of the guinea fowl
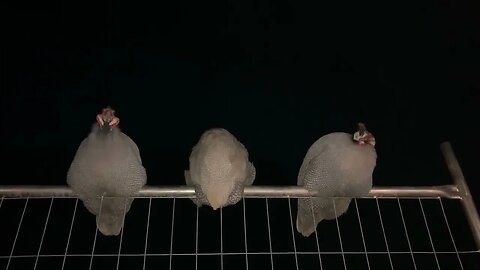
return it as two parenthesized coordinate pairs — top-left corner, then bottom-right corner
(296, 123), (377, 237)
(67, 107), (147, 236)
(185, 128), (256, 210)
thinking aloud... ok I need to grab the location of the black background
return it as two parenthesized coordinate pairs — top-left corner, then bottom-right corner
(1, 1), (480, 269)
(2, 0), (479, 197)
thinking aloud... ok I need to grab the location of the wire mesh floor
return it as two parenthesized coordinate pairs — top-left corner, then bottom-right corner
(0, 195), (478, 270)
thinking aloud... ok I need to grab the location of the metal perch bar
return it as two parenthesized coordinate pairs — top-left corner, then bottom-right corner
(0, 185), (461, 199)
(0, 141), (477, 250)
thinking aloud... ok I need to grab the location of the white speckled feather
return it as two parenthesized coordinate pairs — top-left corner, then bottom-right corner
(296, 132), (376, 237)
(67, 117), (146, 236)
(185, 128), (255, 210)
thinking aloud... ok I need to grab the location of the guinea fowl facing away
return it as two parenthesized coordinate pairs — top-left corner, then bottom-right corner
(296, 123), (377, 237)
(185, 128), (256, 210)
(67, 107), (147, 236)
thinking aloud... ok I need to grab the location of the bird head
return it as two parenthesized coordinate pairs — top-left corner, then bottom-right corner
(353, 122), (376, 147)
(96, 106), (120, 130)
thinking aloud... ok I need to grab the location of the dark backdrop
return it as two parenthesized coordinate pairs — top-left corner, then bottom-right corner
(1, 0), (479, 203)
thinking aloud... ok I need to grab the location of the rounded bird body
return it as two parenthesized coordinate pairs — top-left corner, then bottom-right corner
(297, 125), (377, 237)
(67, 108), (147, 236)
(185, 128), (256, 210)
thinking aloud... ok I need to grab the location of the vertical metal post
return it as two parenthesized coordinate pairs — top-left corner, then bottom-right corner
(441, 142), (480, 250)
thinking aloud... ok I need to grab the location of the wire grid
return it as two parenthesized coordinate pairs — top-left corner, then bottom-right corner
(0, 195), (478, 270)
